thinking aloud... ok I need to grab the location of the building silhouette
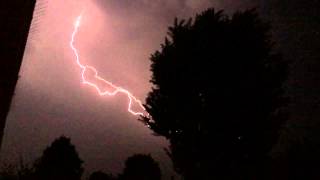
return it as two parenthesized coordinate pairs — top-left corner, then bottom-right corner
(0, 0), (36, 149)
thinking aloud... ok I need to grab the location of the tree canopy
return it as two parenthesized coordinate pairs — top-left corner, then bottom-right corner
(119, 154), (161, 180)
(143, 8), (287, 179)
(34, 136), (83, 180)
(89, 171), (116, 180)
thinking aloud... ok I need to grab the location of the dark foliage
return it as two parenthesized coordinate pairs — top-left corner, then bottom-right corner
(89, 171), (116, 180)
(119, 154), (161, 180)
(142, 8), (287, 180)
(34, 136), (83, 180)
(288, 141), (320, 180)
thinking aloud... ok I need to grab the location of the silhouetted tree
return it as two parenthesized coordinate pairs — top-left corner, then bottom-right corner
(287, 129), (320, 180)
(89, 171), (117, 180)
(34, 136), (83, 180)
(142, 8), (287, 180)
(119, 154), (161, 180)
(287, 142), (320, 180)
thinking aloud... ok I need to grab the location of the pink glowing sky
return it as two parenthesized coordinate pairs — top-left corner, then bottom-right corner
(1, 0), (259, 178)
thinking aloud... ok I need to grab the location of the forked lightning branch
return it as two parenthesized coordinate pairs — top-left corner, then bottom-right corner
(70, 14), (146, 117)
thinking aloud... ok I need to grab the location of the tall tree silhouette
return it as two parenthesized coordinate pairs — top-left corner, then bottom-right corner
(142, 8), (287, 180)
(34, 136), (83, 180)
(119, 154), (161, 180)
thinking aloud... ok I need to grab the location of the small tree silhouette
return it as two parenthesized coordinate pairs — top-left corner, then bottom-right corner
(119, 154), (161, 180)
(34, 136), (83, 180)
(142, 8), (287, 180)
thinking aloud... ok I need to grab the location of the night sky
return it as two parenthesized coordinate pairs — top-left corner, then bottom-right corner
(1, 0), (319, 179)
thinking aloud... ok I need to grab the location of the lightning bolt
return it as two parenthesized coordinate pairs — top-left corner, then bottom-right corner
(70, 14), (146, 117)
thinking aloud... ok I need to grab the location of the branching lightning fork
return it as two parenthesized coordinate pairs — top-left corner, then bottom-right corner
(70, 15), (146, 117)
